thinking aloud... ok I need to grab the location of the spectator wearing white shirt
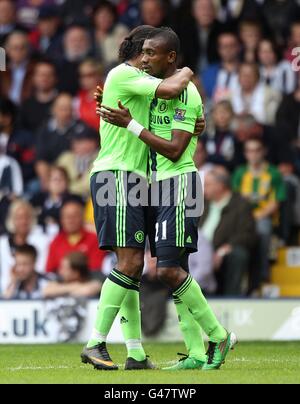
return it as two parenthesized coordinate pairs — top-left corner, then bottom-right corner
(202, 31), (241, 100)
(230, 62), (282, 126)
(258, 38), (297, 95)
(3, 244), (52, 300)
(0, 149), (23, 234)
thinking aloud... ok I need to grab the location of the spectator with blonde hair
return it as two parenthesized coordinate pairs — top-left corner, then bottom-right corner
(0, 199), (51, 295)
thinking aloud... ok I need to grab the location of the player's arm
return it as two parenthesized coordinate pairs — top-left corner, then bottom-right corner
(99, 101), (193, 162)
(155, 67), (194, 100)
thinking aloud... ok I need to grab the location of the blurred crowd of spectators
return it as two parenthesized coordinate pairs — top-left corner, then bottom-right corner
(1, 0), (300, 302)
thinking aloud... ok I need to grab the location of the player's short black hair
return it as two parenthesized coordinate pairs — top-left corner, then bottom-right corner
(119, 25), (155, 62)
(15, 245), (38, 261)
(147, 27), (180, 56)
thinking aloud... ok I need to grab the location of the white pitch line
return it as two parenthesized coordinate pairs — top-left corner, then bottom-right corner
(2, 358), (298, 372)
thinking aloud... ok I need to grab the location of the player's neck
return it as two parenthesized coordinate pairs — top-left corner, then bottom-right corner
(162, 65), (177, 79)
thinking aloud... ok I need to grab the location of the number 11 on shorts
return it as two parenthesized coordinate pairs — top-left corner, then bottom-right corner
(155, 220), (168, 242)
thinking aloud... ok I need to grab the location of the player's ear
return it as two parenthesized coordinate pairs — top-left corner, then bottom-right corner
(168, 51), (176, 64)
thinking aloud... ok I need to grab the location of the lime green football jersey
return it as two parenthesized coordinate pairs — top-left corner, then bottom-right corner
(149, 82), (203, 183)
(91, 63), (162, 178)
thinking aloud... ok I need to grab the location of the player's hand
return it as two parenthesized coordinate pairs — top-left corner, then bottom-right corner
(94, 85), (103, 114)
(98, 100), (133, 128)
(194, 117), (206, 137)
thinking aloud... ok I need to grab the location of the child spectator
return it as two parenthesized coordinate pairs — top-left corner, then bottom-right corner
(202, 100), (243, 171)
(3, 244), (52, 299)
(43, 251), (103, 299)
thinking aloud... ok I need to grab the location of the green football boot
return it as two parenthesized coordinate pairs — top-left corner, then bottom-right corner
(163, 354), (206, 371)
(202, 332), (237, 371)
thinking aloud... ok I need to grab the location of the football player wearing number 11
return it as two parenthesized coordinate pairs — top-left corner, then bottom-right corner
(100, 27), (237, 371)
(81, 25), (197, 372)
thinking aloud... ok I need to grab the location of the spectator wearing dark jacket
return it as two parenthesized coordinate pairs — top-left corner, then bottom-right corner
(275, 74), (300, 175)
(199, 166), (256, 296)
(202, 100), (243, 171)
(0, 98), (36, 188)
(29, 5), (63, 60)
(35, 93), (95, 191)
(1, 31), (35, 105)
(176, 0), (224, 74)
(18, 60), (58, 133)
(0, 0), (26, 47)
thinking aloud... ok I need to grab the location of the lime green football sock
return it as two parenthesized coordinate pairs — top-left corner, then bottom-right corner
(119, 289), (146, 362)
(174, 276), (227, 343)
(173, 297), (207, 362)
(87, 269), (140, 348)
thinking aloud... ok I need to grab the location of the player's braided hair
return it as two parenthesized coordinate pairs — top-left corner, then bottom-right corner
(119, 25), (155, 62)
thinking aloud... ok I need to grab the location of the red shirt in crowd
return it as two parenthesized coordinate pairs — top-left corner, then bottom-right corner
(77, 90), (100, 131)
(46, 229), (106, 273)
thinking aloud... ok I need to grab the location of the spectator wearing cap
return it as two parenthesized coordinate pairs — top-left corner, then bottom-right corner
(199, 166), (256, 296)
(19, 60), (58, 134)
(56, 127), (99, 199)
(29, 4), (63, 59)
(92, 1), (129, 70)
(43, 251), (104, 299)
(74, 59), (103, 131)
(35, 93), (95, 190)
(57, 25), (93, 95)
(46, 198), (106, 274)
(1, 31), (35, 105)
(3, 244), (52, 299)
(0, 0), (26, 47)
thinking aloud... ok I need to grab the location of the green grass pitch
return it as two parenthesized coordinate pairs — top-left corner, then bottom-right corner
(0, 342), (300, 384)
